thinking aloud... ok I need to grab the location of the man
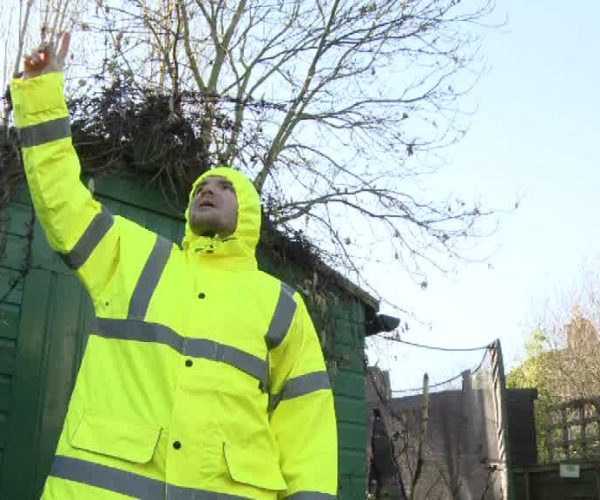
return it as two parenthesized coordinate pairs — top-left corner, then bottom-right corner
(12, 34), (337, 499)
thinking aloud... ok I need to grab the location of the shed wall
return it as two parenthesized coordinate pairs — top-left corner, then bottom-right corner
(0, 176), (368, 499)
(0, 186), (33, 493)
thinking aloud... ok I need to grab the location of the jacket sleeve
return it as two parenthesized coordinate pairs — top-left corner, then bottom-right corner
(10, 72), (123, 299)
(269, 293), (338, 499)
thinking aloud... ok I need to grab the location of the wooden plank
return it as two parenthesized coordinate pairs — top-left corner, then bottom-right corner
(332, 371), (366, 398)
(29, 221), (70, 274)
(339, 448), (368, 475)
(36, 273), (93, 488)
(338, 421), (367, 451)
(10, 185), (32, 206)
(520, 466), (598, 500)
(339, 473), (367, 500)
(1, 268), (95, 500)
(1, 202), (33, 237)
(0, 376), (10, 412)
(0, 412), (8, 447)
(0, 304), (20, 340)
(95, 174), (185, 219)
(0, 234), (29, 271)
(328, 346), (365, 372)
(0, 268), (24, 305)
(1, 270), (53, 498)
(335, 395), (367, 424)
(0, 342), (16, 376)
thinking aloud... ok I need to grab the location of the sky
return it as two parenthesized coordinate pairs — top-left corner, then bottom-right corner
(367, 1), (600, 392)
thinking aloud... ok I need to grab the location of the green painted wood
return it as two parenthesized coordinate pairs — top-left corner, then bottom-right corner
(35, 274), (93, 493)
(28, 219), (70, 275)
(1, 201), (32, 237)
(340, 473), (369, 500)
(339, 421), (368, 451)
(0, 303), (20, 341)
(1, 234), (29, 271)
(0, 198), (32, 493)
(0, 376), (10, 413)
(0, 411), (8, 448)
(0, 341), (16, 376)
(1, 175), (372, 500)
(335, 396), (368, 424)
(0, 268), (24, 305)
(339, 449), (368, 475)
(93, 173), (186, 219)
(332, 371), (366, 397)
(1, 269), (53, 499)
(9, 184), (33, 206)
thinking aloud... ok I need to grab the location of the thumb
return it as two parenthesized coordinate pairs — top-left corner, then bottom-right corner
(56, 32), (71, 65)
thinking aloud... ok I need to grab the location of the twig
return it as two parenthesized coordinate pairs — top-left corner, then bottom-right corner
(14, 0), (35, 78)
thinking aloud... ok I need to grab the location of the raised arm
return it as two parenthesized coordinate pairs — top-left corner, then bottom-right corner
(11, 34), (121, 298)
(269, 295), (338, 498)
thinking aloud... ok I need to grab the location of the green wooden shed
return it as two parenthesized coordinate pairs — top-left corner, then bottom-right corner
(0, 172), (380, 499)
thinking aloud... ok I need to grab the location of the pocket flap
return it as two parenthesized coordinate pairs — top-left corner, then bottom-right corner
(71, 413), (161, 464)
(224, 443), (287, 491)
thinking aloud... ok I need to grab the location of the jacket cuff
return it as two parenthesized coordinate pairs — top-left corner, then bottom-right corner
(10, 72), (69, 128)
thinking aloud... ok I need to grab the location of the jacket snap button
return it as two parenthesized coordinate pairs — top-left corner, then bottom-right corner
(173, 441), (182, 450)
(198, 292), (206, 299)
(185, 359), (193, 367)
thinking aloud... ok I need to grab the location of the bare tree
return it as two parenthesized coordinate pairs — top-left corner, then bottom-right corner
(3, 0), (498, 292)
(1, 0), (85, 80)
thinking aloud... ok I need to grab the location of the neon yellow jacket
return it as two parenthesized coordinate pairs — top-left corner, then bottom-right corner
(11, 72), (338, 499)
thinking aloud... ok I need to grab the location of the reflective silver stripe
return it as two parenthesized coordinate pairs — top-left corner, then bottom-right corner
(51, 455), (249, 499)
(51, 455), (163, 498)
(285, 493), (337, 499)
(128, 235), (172, 320)
(185, 338), (269, 387)
(270, 371), (331, 411)
(58, 207), (114, 270)
(94, 318), (268, 386)
(265, 282), (296, 349)
(19, 117), (71, 147)
(167, 483), (250, 499)
(95, 317), (183, 350)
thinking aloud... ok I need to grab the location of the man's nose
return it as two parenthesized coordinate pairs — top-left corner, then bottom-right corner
(199, 184), (215, 197)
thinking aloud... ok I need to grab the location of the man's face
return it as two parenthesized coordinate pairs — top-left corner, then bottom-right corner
(189, 176), (238, 237)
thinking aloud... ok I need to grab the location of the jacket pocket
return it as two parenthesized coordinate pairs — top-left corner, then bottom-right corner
(224, 443), (287, 491)
(70, 413), (161, 464)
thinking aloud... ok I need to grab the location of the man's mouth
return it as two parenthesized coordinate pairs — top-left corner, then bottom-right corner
(197, 198), (216, 208)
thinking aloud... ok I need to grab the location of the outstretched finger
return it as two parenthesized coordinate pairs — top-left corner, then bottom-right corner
(56, 32), (71, 64)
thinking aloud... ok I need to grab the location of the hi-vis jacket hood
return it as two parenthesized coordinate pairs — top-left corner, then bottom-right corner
(182, 167), (261, 266)
(11, 71), (337, 500)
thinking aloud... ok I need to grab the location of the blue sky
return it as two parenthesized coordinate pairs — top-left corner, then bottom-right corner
(367, 1), (600, 390)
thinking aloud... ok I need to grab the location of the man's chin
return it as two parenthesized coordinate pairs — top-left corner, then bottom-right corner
(190, 219), (219, 237)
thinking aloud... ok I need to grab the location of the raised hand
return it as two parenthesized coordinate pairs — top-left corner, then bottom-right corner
(22, 32), (70, 80)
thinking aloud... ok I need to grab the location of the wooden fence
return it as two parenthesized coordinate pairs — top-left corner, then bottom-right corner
(514, 463), (600, 500)
(547, 398), (600, 463)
